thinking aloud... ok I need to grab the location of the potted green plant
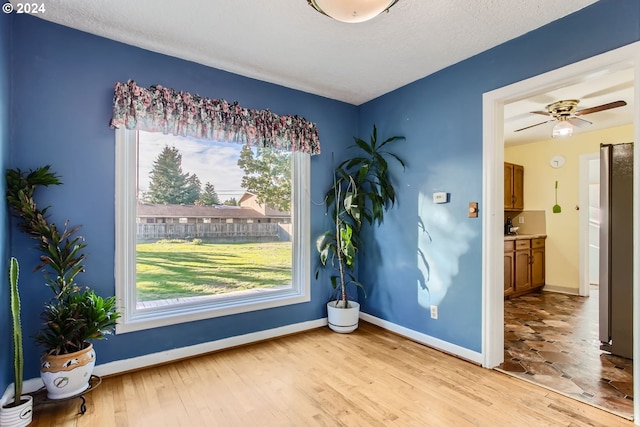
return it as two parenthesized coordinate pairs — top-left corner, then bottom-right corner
(6, 166), (121, 399)
(316, 125), (405, 332)
(316, 171), (363, 332)
(0, 258), (33, 427)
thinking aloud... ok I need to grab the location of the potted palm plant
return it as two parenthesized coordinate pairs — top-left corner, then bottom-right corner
(316, 125), (405, 332)
(0, 258), (33, 427)
(6, 166), (120, 399)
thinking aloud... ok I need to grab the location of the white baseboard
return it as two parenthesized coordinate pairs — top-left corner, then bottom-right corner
(1, 377), (44, 406)
(542, 285), (580, 295)
(2, 318), (327, 405)
(359, 312), (483, 365)
(94, 318), (327, 376)
(3, 314), (483, 405)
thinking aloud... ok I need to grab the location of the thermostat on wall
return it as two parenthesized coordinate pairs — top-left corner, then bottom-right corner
(433, 192), (448, 204)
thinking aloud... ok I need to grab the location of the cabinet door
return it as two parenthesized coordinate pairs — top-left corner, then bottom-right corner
(514, 249), (531, 291)
(504, 163), (514, 209)
(512, 164), (524, 210)
(504, 251), (515, 296)
(531, 246), (545, 288)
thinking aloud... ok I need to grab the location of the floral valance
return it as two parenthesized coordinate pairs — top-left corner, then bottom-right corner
(110, 80), (321, 155)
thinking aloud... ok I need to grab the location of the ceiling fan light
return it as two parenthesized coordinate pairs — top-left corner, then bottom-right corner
(308, 0), (399, 23)
(552, 121), (573, 138)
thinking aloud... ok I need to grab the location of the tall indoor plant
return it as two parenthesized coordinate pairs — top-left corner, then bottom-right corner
(0, 258), (33, 427)
(6, 166), (120, 399)
(316, 125), (405, 332)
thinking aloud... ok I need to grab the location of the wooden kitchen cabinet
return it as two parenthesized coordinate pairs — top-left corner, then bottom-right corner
(504, 241), (514, 297)
(504, 162), (524, 211)
(530, 238), (546, 288)
(504, 236), (545, 298)
(514, 239), (531, 292)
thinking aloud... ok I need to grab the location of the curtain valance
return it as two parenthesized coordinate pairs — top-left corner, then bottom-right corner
(110, 80), (321, 155)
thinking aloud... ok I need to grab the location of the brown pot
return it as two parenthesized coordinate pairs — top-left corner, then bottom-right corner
(40, 343), (96, 399)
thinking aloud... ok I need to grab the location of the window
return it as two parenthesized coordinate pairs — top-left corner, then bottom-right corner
(115, 129), (311, 333)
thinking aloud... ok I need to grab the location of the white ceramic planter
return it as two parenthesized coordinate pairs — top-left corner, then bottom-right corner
(327, 300), (360, 333)
(40, 344), (96, 399)
(0, 395), (33, 427)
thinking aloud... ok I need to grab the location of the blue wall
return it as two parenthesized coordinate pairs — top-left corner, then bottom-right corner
(4, 0), (640, 381)
(0, 11), (12, 396)
(357, 0), (640, 352)
(8, 14), (357, 379)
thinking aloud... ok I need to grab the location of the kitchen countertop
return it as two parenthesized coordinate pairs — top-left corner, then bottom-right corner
(504, 233), (547, 241)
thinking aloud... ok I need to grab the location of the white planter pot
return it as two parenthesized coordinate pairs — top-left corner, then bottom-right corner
(0, 395), (33, 427)
(40, 344), (96, 400)
(327, 300), (360, 333)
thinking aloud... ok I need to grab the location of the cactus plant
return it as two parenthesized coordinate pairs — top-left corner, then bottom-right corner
(8, 257), (23, 406)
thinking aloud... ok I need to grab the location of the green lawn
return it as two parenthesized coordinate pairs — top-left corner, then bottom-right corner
(136, 240), (292, 301)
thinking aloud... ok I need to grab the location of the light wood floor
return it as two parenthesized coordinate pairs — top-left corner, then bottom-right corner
(29, 322), (634, 427)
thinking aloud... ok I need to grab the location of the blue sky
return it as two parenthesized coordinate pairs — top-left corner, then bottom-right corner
(139, 131), (246, 201)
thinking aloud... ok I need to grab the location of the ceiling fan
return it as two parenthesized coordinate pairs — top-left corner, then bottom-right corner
(514, 99), (627, 135)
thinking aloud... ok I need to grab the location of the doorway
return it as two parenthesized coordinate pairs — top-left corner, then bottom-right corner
(579, 152), (601, 296)
(482, 41), (640, 420)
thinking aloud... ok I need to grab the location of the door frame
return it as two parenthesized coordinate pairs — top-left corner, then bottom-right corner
(481, 41), (640, 420)
(578, 152), (600, 297)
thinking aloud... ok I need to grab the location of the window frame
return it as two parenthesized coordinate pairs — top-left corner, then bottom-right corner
(114, 129), (311, 333)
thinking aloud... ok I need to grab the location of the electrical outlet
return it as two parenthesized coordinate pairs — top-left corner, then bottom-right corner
(430, 305), (438, 319)
(519, 216), (525, 224)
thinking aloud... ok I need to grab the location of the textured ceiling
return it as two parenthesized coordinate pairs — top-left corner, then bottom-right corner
(22, 0), (599, 105)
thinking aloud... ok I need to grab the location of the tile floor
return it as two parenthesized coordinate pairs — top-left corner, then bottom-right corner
(497, 288), (633, 419)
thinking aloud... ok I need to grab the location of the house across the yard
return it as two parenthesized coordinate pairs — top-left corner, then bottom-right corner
(136, 192), (291, 241)
(137, 192), (290, 224)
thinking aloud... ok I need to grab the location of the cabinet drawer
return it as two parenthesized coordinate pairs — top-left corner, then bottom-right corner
(515, 240), (531, 250)
(531, 238), (545, 249)
(504, 241), (515, 252)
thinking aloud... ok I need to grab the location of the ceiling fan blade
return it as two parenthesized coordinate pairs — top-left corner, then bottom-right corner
(514, 120), (554, 132)
(574, 100), (627, 116)
(531, 110), (552, 117)
(568, 117), (592, 128)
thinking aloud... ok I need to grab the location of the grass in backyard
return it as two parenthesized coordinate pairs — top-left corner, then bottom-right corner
(136, 240), (292, 301)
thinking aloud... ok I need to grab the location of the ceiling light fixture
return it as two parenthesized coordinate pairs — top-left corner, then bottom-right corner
(307, 0), (399, 23)
(552, 119), (573, 138)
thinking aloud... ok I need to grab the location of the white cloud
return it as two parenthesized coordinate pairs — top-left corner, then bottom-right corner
(139, 132), (245, 200)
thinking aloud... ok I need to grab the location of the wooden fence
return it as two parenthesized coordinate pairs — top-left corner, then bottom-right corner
(137, 222), (291, 242)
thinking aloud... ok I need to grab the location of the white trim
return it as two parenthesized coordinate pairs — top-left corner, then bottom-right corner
(482, 82), (505, 369)
(359, 313), (483, 365)
(1, 318), (327, 404)
(115, 129), (138, 331)
(1, 378), (44, 405)
(114, 130), (311, 333)
(542, 284), (581, 295)
(482, 41), (640, 422)
(7, 315), (481, 402)
(96, 318), (325, 376)
(578, 152), (599, 297)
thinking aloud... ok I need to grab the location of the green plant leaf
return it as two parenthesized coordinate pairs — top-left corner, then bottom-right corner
(315, 124), (406, 306)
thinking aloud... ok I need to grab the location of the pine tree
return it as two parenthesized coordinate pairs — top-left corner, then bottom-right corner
(184, 174), (201, 205)
(199, 182), (220, 205)
(237, 145), (291, 212)
(148, 145), (200, 205)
